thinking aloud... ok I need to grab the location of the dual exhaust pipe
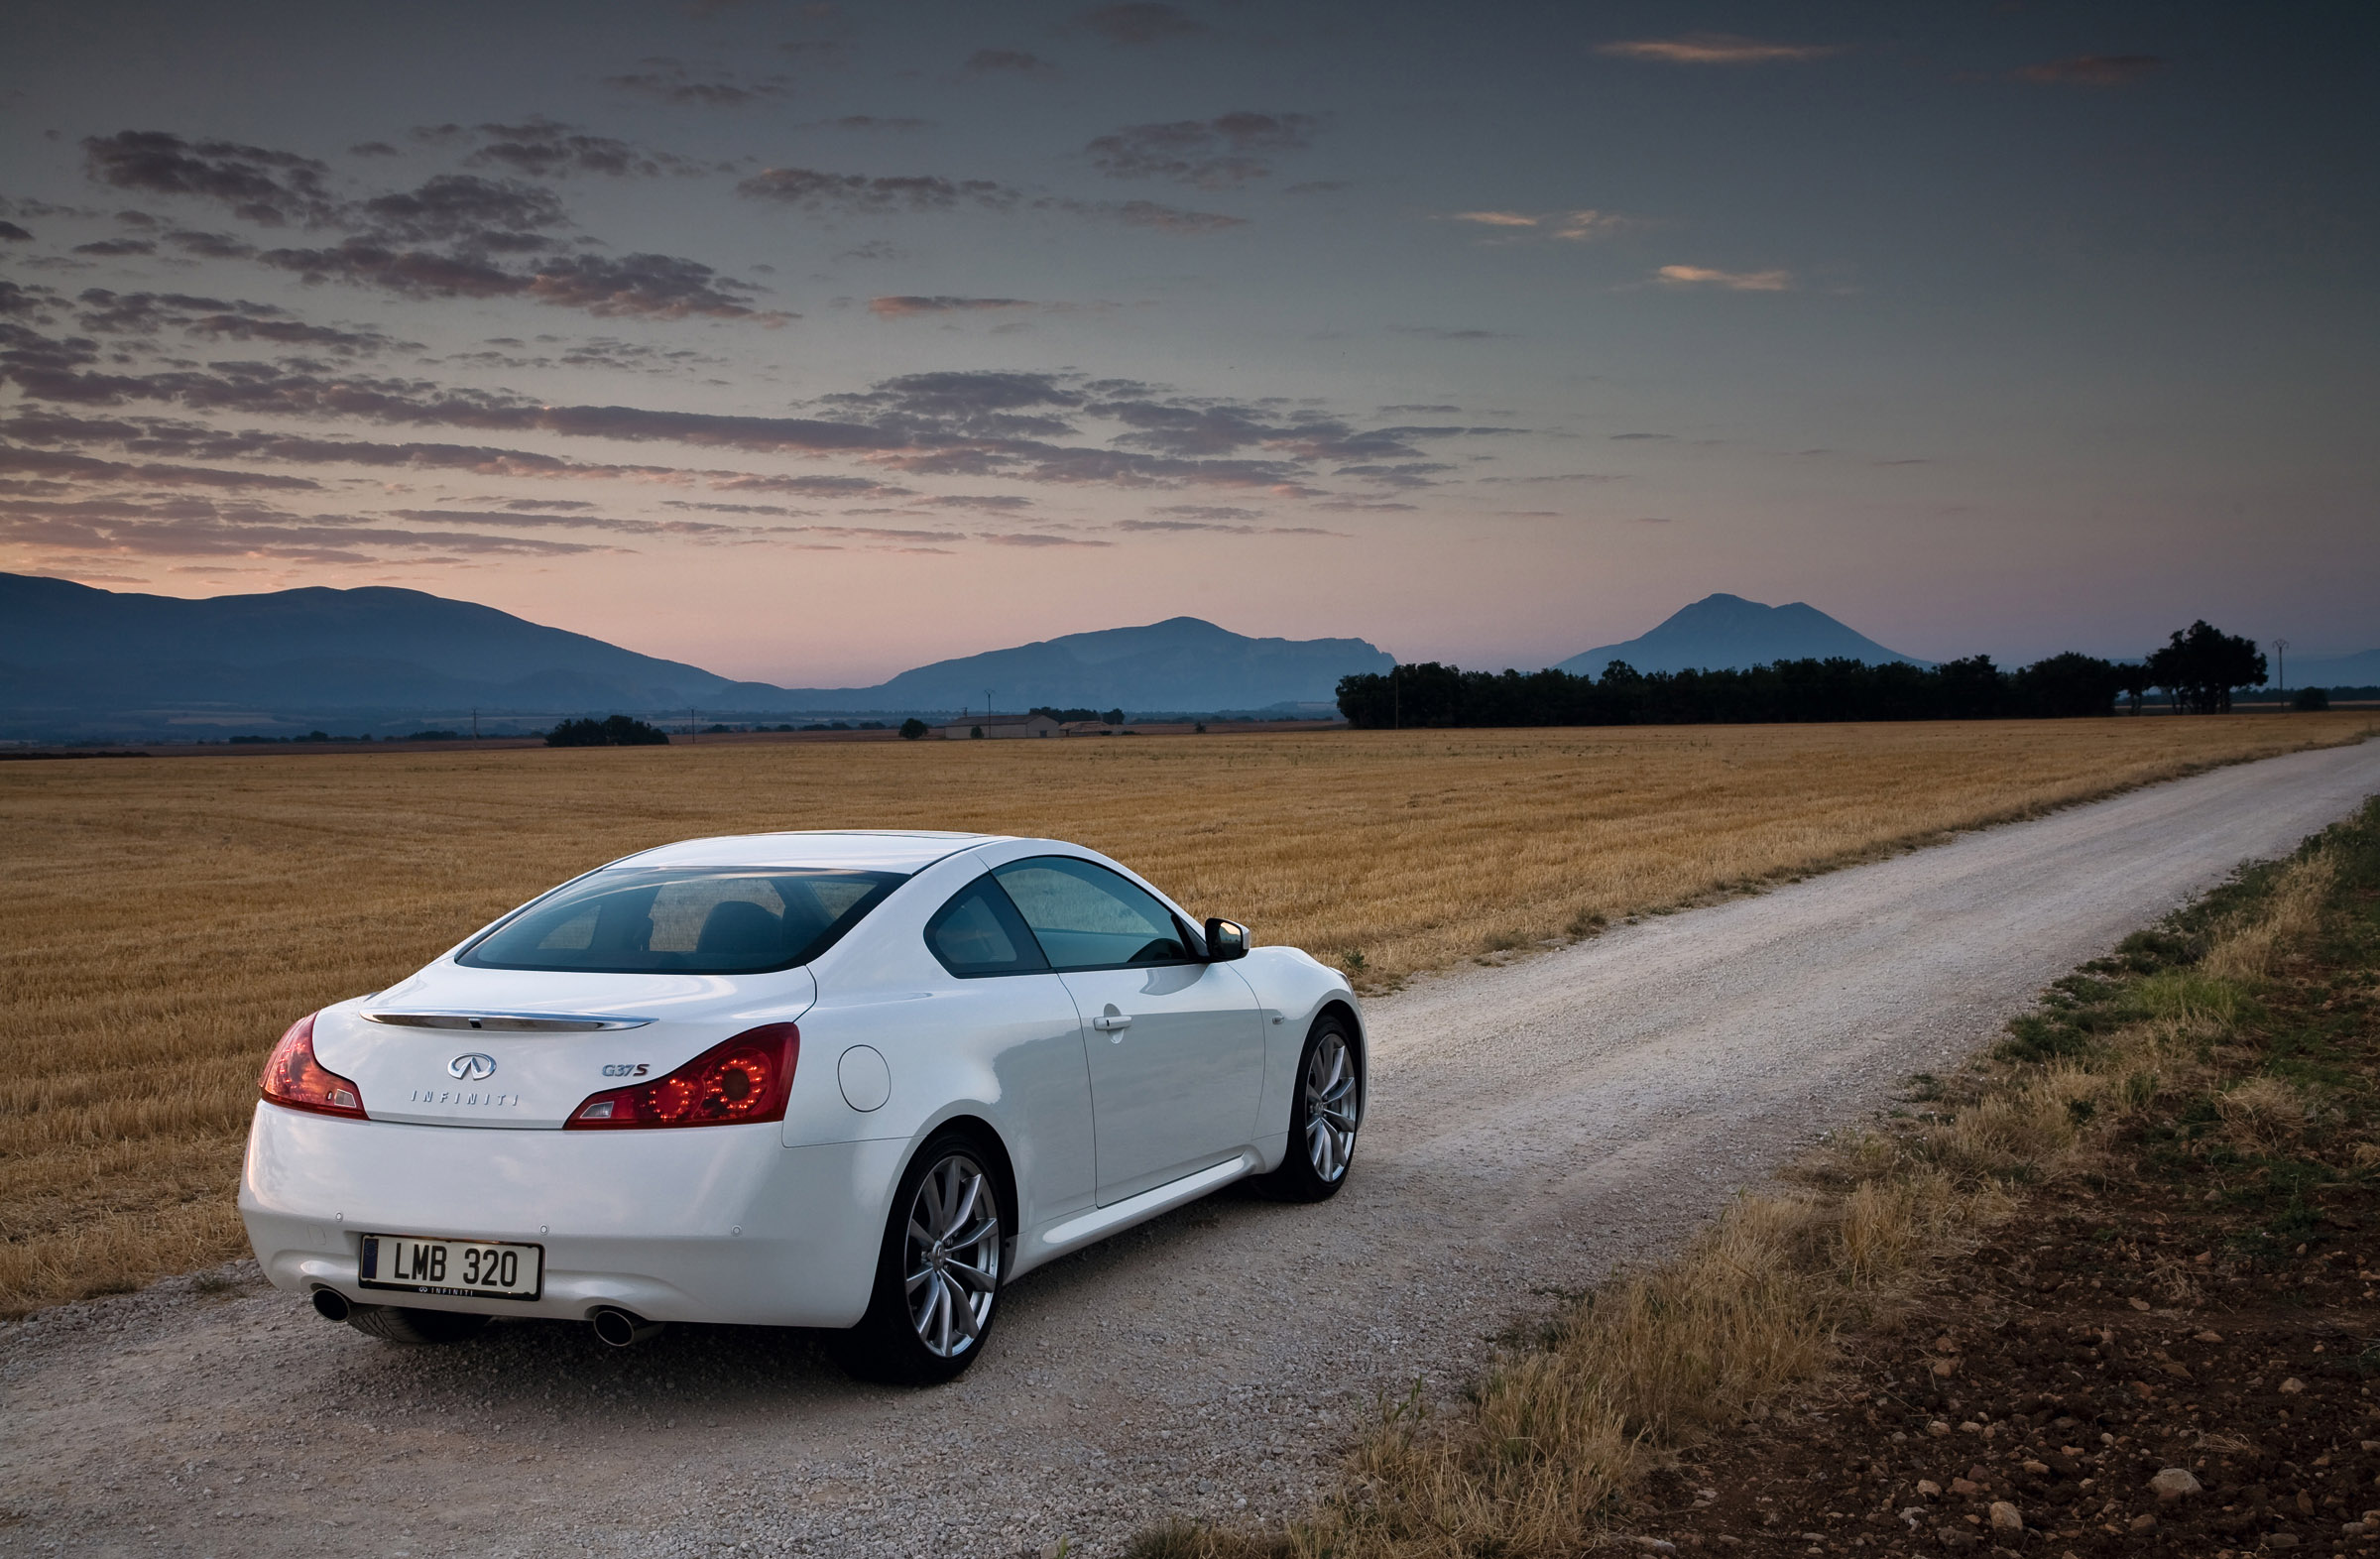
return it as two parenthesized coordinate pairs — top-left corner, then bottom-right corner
(309, 1286), (664, 1348)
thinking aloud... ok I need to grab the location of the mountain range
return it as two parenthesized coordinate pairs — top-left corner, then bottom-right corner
(0, 573), (1390, 737)
(3, 573), (2362, 742)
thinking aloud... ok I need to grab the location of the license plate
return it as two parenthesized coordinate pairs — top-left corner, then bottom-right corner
(359, 1234), (542, 1300)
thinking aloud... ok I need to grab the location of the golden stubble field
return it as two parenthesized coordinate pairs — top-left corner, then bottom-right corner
(3, 713), (2373, 1316)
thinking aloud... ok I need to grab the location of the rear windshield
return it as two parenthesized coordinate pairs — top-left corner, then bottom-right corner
(459, 868), (906, 975)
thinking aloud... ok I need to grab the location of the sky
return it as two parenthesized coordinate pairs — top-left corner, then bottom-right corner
(1, 0), (2373, 686)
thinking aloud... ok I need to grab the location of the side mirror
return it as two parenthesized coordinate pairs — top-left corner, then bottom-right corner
(1203, 917), (1250, 962)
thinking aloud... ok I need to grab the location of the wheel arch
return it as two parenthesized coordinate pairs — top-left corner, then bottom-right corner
(915, 1111), (1020, 1254)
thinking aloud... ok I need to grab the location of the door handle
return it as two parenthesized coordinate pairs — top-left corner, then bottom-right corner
(1091, 1014), (1133, 1033)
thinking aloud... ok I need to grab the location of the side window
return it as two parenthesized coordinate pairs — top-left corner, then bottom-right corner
(993, 856), (1191, 971)
(924, 877), (1050, 978)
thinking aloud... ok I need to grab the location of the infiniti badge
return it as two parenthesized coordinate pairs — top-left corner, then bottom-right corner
(448, 1052), (498, 1082)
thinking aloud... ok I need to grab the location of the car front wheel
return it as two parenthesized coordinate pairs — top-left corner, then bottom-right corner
(833, 1131), (1008, 1384)
(1260, 1015), (1362, 1202)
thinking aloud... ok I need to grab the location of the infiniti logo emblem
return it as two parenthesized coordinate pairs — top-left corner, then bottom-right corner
(448, 1052), (498, 1082)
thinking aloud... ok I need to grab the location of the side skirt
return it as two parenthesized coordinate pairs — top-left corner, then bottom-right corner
(1016, 1152), (1256, 1270)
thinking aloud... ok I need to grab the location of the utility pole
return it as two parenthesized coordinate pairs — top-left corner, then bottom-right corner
(470, 706), (478, 741)
(2273, 639), (2290, 703)
(985, 687), (995, 717)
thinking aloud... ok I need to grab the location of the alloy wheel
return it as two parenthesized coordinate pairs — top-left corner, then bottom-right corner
(902, 1151), (1001, 1359)
(1303, 1030), (1360, 1182)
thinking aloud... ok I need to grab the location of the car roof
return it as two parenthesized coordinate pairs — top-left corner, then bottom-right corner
(607, 830), (1009, 873)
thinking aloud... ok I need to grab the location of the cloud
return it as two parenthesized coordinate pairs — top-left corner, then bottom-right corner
(357, 174), (568, 247)
(1100, 199), (1244, 233)
(461, 118), (709, 178)
(1114, 517), (1343, 537)
(165, 229), (256, 259)
(389, 507), (750, 540)
(1609, 432), (1671, 440)
(525, 254), (779, 319)
(254, 242), (780, 319)
(350, 141), (401, 158)
(737, 166), (1022, 213)
(73, 288), (402, 354)
(1073, 3), (1207, 46)
(1655, 264), (1790, 292)
(0, 444), (323, 490)
(711, 472), (911, 496)
(738, 166), (1241, 232)
(3, 330), (1513, 501)
(2015, 55), (2164, 86)
(979, 531), (1112, 547)
(0, 222), (32, 242)
(1086, 112), (1316, 188)
(916, 493), (1033, 512)
(0, 492), (623, 562)
(964, 48), (1057, 75)
(1153, 504), (1259, 521)
(82, 131), (345, 227)
(1598, 34), (1839, 64)
(603, 60), (791, 106)
(867, 295), (1036, 318)
(72, 238), (156, 256)
(1446, 208), (1640, 242)
(1392, 325), (1506, 340)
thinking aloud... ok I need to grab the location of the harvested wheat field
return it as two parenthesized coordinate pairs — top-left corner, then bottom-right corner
(1, 713), (2372, 1317)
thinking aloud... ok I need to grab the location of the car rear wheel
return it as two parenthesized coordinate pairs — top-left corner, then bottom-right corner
(345, 1304), (491, 1345)
(1259, 1015), (1362, 1202)
(832, 1131), (1008, 1384)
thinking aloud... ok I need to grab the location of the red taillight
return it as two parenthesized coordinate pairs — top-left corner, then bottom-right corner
(565, 1024), (799, 1131)
(259, 1013), (367, 1120)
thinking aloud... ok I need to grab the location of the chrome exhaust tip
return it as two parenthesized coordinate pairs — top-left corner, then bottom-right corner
(309, 1286), (353, 1322)
(590, 1306), (664, 1348)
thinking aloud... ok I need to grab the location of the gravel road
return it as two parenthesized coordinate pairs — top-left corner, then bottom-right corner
(5, 738), (2376, 1559)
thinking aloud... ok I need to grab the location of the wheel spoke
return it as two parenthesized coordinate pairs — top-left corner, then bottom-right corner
(944, 1258), (997, 1293)
(942, 1172), (982, 1240)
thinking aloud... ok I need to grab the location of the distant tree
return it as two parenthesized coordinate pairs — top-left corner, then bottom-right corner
(1103, 708), (1126, 726)
(2116, 663), (2150, 715)
(546, 715), (670, 747)
(969, 725), (985, 739)
(2146, 620), (2267, 714)
(898, 718), (929, 740)
(2009, 653), (2123, 718)
(405, 729), (462, 742)
(2295, 687), (2330, 712)
(1030, 705), (1104, 723)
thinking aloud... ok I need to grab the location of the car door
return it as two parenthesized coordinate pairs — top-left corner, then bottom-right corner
(918, 872), (1099, 1228)
(990, 855), (1262, 1204)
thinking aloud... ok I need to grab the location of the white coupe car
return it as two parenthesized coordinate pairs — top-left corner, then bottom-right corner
(239, 830), (1364, 1382)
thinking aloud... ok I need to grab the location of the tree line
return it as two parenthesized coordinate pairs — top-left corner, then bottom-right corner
(1336, 620), (2270, 729)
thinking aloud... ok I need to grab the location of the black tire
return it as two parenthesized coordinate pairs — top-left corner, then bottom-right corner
(345, 1304), (491, 1345)
(1258, 1014), (1363, 1203)
(831, 1130), (1009, 1385)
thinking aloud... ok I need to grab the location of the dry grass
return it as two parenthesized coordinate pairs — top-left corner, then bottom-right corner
(0, 713), (2369, 1317)
(1129, 789), (2360, 1559)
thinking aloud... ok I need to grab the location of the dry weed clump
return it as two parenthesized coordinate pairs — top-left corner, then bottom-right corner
(0, 713), (2367, 1316)
(1130, 814), (2355, 1559)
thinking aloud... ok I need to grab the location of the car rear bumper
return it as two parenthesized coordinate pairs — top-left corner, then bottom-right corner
(238, 1102), (899, 1327)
